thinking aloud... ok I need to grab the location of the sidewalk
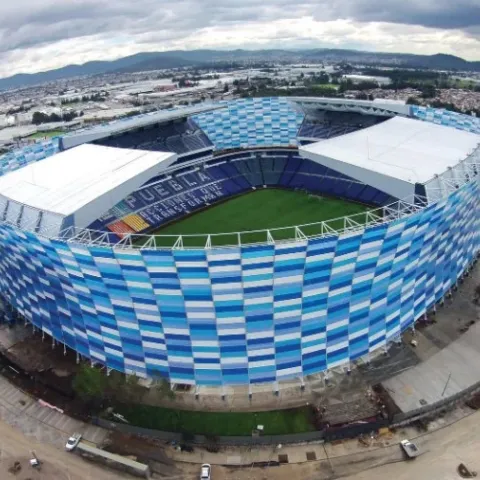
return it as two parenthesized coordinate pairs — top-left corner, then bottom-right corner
(167, 402), (475, 467)
(0, 375), (107, 449)
(0, 368), (476, 469)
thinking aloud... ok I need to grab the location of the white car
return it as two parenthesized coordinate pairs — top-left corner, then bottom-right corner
(65, 433), (82, 451)
(200, 463), (211, 480)
(400, 439), (420, 458)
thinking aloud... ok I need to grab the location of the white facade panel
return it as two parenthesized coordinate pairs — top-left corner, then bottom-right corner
(19, 206), (41, 230)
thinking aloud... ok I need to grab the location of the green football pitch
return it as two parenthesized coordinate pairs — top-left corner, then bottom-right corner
(26, 130), (65, 139)
(145, 188), (369, 248)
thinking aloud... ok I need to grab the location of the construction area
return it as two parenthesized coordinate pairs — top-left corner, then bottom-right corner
(0, 261), (478, 478)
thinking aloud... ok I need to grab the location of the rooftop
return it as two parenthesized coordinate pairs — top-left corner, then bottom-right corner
(60, 104), (223, 150)
(0, 144), (176, 231)
(301, 116), (479, 185)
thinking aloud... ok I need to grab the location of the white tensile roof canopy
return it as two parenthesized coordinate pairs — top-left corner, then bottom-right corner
(60, 104), (222, 150)
(300, 116), (479, 200)
(0, 144), (176, 235)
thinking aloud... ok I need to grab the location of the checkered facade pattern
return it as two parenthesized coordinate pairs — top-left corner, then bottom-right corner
(0, 139), (59, 178)
(193, 97), (304, 150)
(411, 106), (480, 134)
(0, 179), (478, 386)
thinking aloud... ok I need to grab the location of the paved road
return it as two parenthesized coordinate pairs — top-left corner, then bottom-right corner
(176, 409), (480, 480)
(350, 408), (480, 480)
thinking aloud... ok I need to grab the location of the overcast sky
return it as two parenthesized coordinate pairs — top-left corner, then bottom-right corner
(0, 0), (479, 78)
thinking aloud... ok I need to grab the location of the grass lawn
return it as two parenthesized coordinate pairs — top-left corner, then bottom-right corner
(313, 83), (339, 90)
(111, 404), (315, 436)
(145, 188), (369, 248)
(27, 130), (65, 139)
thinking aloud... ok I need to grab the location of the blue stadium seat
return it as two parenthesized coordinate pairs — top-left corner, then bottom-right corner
(90, 152), (395, 234)
(94, 119), (213, 156)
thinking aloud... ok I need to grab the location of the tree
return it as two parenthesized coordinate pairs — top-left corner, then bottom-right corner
(122, 374), (146, 402)
(152, 378), (175, 400)
(354, 81), (378, 91)
(355, 92), (368, 100)
(73, 364), (107, 400)
(338, 79), (354, 93)
(32, 110), (78, 125)
(223, 83), (229, 93)
(104, 370), (124, 401)
(406, 96), (421, 105)
(421, 84), (437, 99)
(32, 111), (48, 125)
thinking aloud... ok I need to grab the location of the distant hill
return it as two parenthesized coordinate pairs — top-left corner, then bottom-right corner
(0, 53), (196, 90)
(300, 49), (480, 71)
(1, 48), (479, 91)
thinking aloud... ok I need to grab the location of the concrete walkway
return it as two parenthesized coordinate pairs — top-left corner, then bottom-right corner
(0, 375), (107, 449)
(0, 359), (476, 471)
(166, 403), (474, 467)
(384, 312), (480, 412)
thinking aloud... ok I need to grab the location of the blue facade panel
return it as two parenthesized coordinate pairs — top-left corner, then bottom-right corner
(0, 100), (478, 386)
(193, 98), (304, 150)
(0, 179), (478, 386)
(0, 139), (59, 177)
(410, 106), (480, 134)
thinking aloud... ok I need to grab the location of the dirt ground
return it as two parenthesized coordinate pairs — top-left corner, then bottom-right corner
(349, 409), (480, 480)
(176, 408), (480, 480)
(0, 407), (479, 480)
(0, 419), (128, 480)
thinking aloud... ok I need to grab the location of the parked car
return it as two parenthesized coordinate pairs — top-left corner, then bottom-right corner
(200, 463), (211, 480)
(65, 433), (82, 451)
(400, 439), (420, 458)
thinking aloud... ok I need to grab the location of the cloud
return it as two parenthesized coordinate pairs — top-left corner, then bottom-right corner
(0, 0), (479, 77)
(330, 0), (480, 29)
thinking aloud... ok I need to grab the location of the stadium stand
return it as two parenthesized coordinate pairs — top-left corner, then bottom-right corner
(91, 151), (395, 236)
(298, 110), (388, 141)
(107, 220), (135, 237)
(0, 98), (478, 387)
(94, 118), (213, 156)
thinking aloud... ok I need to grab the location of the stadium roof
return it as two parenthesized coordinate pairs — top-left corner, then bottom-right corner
(290, 96), (410, 116)
(0, 144), (176, 234)
(300, 116), (479, 200)
(60, 104), (223, 150)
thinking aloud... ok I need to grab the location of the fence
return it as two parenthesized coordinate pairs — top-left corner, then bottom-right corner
(94, 378), (480, 446)
(93, 417), (326, 446)
(391, 380), (480, 426)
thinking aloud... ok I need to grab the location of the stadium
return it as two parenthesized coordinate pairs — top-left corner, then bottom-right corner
(0, 97), (478, 390)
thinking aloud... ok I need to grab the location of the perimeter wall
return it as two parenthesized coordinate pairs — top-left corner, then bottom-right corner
(0, 178), (478, 386)
(0, 101), (479, 387)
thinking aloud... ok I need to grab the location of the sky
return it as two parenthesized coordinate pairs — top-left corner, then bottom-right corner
(0, 0), (479, 78)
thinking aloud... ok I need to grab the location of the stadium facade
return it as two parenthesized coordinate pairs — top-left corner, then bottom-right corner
(0, 98), (478, 388)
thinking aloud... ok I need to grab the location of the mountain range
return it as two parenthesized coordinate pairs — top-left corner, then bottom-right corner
(1, 49), (479, 91)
